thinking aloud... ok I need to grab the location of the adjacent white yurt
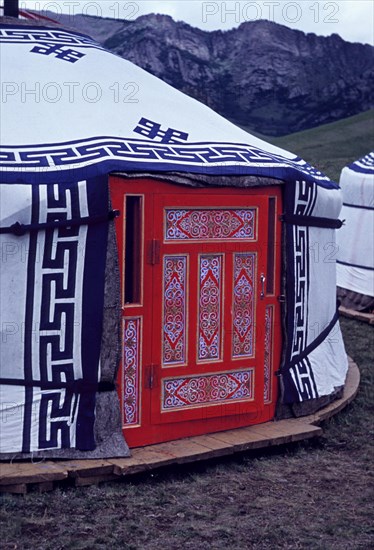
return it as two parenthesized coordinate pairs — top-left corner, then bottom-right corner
(337, 153), (374, 311)
(0, 19), (348, 457)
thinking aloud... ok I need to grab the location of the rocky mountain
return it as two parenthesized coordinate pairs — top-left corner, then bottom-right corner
(46, 12), (374, 136)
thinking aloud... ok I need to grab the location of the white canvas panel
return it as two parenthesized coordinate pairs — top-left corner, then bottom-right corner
(0, 185), (31, 382)
(337, 264), (374, 297)
(337, 154), (374, 296)
(337, 206), (374, 269)
(307, 322), (349, 396)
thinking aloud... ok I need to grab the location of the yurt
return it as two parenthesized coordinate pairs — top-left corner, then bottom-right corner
(0, 18), (348, 458)
(337, 153), (374, 312)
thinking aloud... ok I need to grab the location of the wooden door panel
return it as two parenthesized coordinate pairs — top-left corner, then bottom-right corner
(151, 193), (269, 426)
(110, 177), (282, 447)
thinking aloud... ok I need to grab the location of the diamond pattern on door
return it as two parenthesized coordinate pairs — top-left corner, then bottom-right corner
(198, 255), (223, 361)
(232, 253), (256, 358)
(162, 255), (188, 366)
(162, 369), (254, 411)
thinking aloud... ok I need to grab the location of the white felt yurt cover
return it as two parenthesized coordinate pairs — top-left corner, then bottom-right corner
(337, 153), (374, 299)
(0, 22), (348, 455)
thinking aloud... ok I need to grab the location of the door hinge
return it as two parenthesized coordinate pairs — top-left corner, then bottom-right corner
(147, 239), (160, 265)
(144, 365), (157, 389)
(278, 294), (286, 303)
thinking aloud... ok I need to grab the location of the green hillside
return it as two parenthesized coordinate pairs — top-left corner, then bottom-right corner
(268, 109), (374, 183)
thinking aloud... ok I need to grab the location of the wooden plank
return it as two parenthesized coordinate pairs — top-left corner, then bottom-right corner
(266, 419), (323, 437)
(58, 459), (114, 479)
(154, 438), (228, 465)
(111, 436), (233, 476)
(110, 447), (177, 476)
(0, 461), (68, 486)
(339, 306), (374, 324)
(208, 426), (272, 451)
(0, 483), (27, 494)
(208, 421), (321, 452)
(0, 359), (359, 488)
(246, 423), (296, 444)
(186, 434), (235, 457)
(273, 421), (323, 441)
(242, 421), (323, 444)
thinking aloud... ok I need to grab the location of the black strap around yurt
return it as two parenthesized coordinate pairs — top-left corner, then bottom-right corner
(0, 378), (115, 393)
(281, 214), (343, 229)
(337, 259), (374, 271)
(277, 308), (340, 375)
(343, 202), (374, 211)
(0, 209), (120, 236)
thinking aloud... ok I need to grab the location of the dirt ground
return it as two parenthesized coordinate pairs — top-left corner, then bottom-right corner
(0, 317), (373, 550)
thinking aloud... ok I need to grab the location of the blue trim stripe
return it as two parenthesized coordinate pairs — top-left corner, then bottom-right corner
(22, 185), (39, 453)
(76, 177), (109, 451)
(0, 24), (100, 42)
(0, 155), (339, 190)
(348, 152), (374, 175)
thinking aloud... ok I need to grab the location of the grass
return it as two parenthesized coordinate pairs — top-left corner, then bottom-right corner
(269, 109), (374, 183)
(0, 319), (372, 550)
(1, 114), (374, 549)
(238, 109), (374, 181)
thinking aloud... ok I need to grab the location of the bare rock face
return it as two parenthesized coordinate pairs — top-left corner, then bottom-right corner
(47, 12), (374, 136)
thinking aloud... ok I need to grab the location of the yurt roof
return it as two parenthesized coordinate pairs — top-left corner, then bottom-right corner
(336, 151), (374, 305)
(0, 16), (350, 459)
(0, 18), (337, 189)
(347, 152), (374, 175)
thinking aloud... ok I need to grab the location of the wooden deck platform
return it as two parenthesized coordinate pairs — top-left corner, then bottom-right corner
(339, 306), (374, 325)
(0, 358), (359, 494)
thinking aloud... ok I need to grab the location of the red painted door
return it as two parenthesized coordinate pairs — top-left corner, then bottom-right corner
(110, 178), (282, 448)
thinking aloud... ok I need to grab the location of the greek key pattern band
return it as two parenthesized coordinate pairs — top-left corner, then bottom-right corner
(0, 27), (104, 50)
(289, 181), (318, 400)
(0, 137), (329, 183)
(29, 182), (88, 449)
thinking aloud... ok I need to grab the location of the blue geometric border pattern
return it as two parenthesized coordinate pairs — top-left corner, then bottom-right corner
(0, 25), (105, 51)
(348, 152), (374, 175)
(282, 180), (319, 403)
(0, 136), (338, 189)
(19, 178), (108, 452)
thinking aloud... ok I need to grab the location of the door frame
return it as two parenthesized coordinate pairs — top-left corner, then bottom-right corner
(110, 177), (283, 448)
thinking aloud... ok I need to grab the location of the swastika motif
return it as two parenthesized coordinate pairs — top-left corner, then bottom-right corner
(123, 318), (141, 426)
(165, 209), (256, 241)
(162, 370), (253, 410)
(163, 256), (187, 365)
(31, 43), (85, 63)
(232, 253), (255, 358)
(133, 118), (189, 143)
